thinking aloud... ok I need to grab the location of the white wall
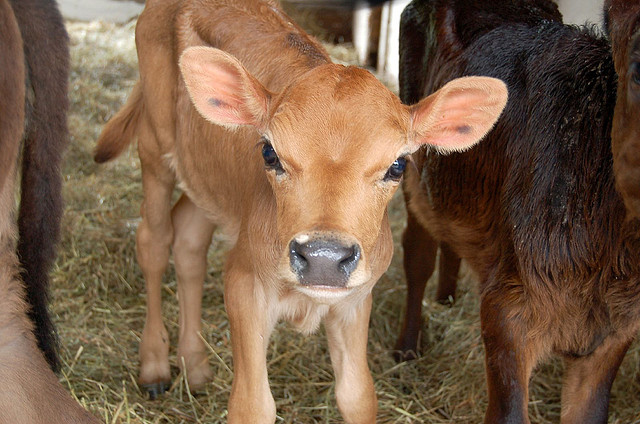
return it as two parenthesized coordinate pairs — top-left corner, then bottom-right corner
(376, 0), (411, 86)
(354, 1), (374, 65)
(556, 0), (604, 26)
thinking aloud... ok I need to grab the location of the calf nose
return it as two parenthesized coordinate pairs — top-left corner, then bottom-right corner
(289, 238), (361, 287)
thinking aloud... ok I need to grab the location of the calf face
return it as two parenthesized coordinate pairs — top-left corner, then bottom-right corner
(180, 46), (507, 302)
(607, 0), (640, 217)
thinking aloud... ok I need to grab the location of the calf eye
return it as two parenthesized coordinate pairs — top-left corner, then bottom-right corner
(261, 139), (284, 174)
(632, 61), (640, 86)
(384, 157), (407, 181)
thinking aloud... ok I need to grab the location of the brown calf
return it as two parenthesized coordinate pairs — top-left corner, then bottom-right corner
(607, 0), (640, 218)
(0, 0), (99, 422)
(396, 0), (640, 422)
(95, 0), (507, 421)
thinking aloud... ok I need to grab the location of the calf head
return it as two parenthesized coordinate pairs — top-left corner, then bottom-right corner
(179, 46), (507, 301)
(606, 0), (640, 217)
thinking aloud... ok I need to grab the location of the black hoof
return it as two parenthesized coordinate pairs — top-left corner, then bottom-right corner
(392, 348), (419, 363)
(142, 382), (169, 400)
(435, 295), (455, 306)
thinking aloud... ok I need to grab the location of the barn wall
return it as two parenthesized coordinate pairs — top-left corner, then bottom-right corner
(556, 0), (604, 25)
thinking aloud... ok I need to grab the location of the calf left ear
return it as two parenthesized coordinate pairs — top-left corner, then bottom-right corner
(409, 76), (508, 152)
(179, 46), (272, 130)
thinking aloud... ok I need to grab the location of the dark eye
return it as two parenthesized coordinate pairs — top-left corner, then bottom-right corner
(632, 61), (640, 86)
(261, 139), (284, 174)
(384, 157), (407, 181)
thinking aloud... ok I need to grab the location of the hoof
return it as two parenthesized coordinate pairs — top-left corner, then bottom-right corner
(435, 295), (455, 306)
(142, 382), (170, 400)
(392, 347), (419, 363)
(177, 350), (213, 392)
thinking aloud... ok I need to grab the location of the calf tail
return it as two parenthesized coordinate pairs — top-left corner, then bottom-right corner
(399, 0), (468, 102)
(10, 0), (70, 372)
(399, 1), (431, 105)
(94, 82), (143, 163)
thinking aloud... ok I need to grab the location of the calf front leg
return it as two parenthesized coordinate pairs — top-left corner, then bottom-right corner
(435, 241), (460, 304)
(560, 334), (633, 424)
(172, 195), (215, 391)
(326, 293), (377, 424)
(136, 130), (175, 397)
(225, 255), (277, 424)
(481, 288), (544, 424)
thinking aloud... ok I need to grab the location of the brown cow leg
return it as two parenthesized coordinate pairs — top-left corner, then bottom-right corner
(326, 293), (377, 424)
(172, 194), (215, 391)
(136, 124), (176, 398)
(394, 209), (438, 361)
(435, 241), (460, 304)
(481, 289), (543, 424)
(560, 334), (633, 424)
(225, 251), (277, 424)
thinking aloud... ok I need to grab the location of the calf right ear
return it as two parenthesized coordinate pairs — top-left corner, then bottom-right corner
(179, 46), (272, 130)
(409, 76), (508, 152)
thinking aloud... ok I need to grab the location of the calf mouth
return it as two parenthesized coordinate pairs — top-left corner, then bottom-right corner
(295, 284), (353, 302)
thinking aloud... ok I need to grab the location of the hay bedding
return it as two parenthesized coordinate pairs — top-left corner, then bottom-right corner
(54, 20), (640, 423)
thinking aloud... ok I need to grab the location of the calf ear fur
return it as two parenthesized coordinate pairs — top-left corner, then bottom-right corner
(409, 76), (508, 152)
(179, 46), (272, 129)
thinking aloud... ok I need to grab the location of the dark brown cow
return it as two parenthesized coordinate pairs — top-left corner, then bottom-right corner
(395, 0), (640, 423)
(0, 0), (99, 422)
(607, 0), (640, 218)
(8, 0), (71, 372)
(94, 0), (507, 421)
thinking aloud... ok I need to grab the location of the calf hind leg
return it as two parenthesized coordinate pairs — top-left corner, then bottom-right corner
(136, 128), (176, 398)
(394, 210), (438, 361)
(172, 194), (215, 391)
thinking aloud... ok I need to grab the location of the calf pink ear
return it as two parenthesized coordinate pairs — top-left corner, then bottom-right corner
(409, 76), (508, 152)
(179, 46), (272, 129)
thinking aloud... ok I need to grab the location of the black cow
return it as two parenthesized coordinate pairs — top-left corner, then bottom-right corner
(395, 0), (640, 422)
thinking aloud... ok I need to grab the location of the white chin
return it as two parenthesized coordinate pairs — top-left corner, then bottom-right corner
(295, 285), (352, 303)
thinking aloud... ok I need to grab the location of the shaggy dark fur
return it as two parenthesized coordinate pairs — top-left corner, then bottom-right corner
(8, 0), (70, 372)
(0, 1), (98, 421)
(395, 1), (640, 422)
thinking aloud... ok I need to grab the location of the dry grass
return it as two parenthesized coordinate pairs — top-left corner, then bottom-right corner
(53, 19), (640, 424)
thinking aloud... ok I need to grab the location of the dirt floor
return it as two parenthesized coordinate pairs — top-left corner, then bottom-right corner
(53, 16), (640, 424)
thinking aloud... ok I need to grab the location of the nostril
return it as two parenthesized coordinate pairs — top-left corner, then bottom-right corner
(338, 244), (360, 275)
(289, 240), (308, 276)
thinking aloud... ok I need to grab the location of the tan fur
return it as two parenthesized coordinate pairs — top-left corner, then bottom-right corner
(607, 0), (640, 218)
(95, 0), (507, 422)
(0, 1), (98, 421)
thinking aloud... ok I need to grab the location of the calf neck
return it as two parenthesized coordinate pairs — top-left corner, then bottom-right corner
(95, 0), (506, 422)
